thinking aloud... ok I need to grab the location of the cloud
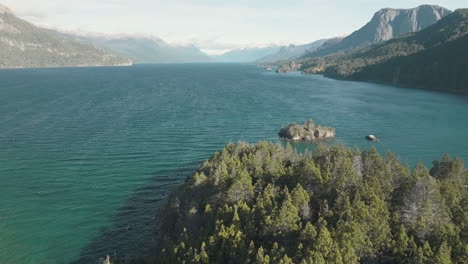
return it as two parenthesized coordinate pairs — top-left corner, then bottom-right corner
(200, 49), (232, 56)
(1, 0), (464, 50)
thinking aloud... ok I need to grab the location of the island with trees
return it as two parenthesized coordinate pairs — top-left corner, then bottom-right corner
(153, 142), (467, 264)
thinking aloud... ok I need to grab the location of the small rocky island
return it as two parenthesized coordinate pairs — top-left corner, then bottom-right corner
(278, 120), (335, 142)
(366, 134), (379, 141)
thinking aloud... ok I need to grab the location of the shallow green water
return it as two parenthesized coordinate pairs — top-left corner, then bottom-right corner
(0, 64), (467, 263)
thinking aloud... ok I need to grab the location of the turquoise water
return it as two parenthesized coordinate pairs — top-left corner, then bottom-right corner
(0, 64), (467, 263)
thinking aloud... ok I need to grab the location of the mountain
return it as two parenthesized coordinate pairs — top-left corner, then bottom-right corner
(0, 4), (131, 68)
(300, 9), (468, 93)
(256, 39), (327, 63)
(211, 46), (280, 63)
(54, 33), (212, 64)
(305, 5), (451, 58)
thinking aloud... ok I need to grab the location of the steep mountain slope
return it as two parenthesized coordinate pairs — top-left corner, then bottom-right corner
(256, 39), (327, 63)
(55, 33), (212, 63)
(0, 4), (131, 68)
(301, 9), (468, 93)
(306, 5), (451, 58)
(211, 46), (280, 63)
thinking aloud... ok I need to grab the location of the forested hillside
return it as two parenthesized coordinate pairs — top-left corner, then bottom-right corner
(304, 5), (450, 58)
(0, 4), (131, 68)
(296, 9), (468, 93)
(155, 142), (467, 264)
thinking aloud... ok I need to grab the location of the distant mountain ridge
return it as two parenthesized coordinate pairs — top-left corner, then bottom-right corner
(211, 46), (280, 63)
(306, 5), (451, 58)
(256, 39), (327, 63)
(54, 32), (212, 64)
(0, 4), (131, 69)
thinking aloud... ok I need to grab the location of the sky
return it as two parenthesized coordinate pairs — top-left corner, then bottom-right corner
(1, 0), (466, 54)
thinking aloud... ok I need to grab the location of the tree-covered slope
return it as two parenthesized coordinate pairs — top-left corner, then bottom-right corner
(0, 4), (131, 68)
(305, 5), (451, 58)
(155, 142), (467, 264)
(347, 34), (468, 93)
(297, 9), (468, 93)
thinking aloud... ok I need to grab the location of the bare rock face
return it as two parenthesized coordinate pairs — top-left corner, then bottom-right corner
(278, 120), (335, 143)
(308, 5), (451, 57)
(276, 61), (302, 73)
(0, 4), (13, 14)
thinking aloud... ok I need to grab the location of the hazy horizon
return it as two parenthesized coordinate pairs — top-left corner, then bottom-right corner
(1, 0), (466, 54)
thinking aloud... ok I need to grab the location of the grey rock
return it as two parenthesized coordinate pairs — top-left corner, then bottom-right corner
(365, 135), (379, 141)
(0, 3), (13, 14)
(307, 5), (451, 57)
(278, 120), (335, 143)
(276, 61), (302, 73)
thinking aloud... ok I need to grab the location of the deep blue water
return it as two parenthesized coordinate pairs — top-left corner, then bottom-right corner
(0, 63), (467, 263)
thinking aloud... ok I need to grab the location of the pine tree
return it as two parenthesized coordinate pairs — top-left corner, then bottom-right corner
(300, 222), (317, 248)
(199, 242), (209, 264)
(339, 240), (359, 264)
(291, 183), (311, 219)
(227, 170), (254, 203)
(256, 246), (270, 264)
(435, 241), (452, 264)
(274, 194), (301, 234)
(278, 254), (294, 264)
(314, 224), (333, 259)
(393, 225), (410, 261)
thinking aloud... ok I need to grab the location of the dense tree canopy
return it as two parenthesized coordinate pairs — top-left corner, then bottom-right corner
(154, 142), (467, 264)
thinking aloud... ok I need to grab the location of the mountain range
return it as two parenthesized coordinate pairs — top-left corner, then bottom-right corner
(321, 9), (468, 93)
(256, 39), (328, 63)
(53, 32), (212, 64)
(0, 4), (131, 69)
(2, 2), (467, 94)
(290, 8), (468, 93)
(305, 5), (451, 58)
(210, 46), (280, 63)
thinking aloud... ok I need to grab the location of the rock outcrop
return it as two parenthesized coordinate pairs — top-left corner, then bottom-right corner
(276, 61), (302, 73)
(366, 135), (379, 141)
(278, 120), (335, 142)
(317, 9), (468, 94)
(0, 3), (13, 14)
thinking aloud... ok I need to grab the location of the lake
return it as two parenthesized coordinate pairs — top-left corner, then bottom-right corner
(1, 63), (467, 263)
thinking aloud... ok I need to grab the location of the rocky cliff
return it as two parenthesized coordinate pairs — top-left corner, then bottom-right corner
(320, 9), (468, 94)
(278, 120), (335, 142)
(276, 61), (302, 73)
(306, 5), (451, 57)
